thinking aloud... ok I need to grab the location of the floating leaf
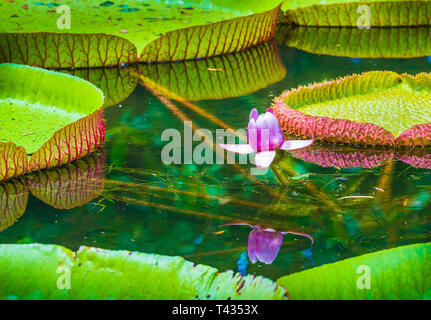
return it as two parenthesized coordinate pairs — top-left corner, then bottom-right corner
(0, 244), (287, 300)
(0, 0), (281, 68)
(273, 71), (431, 146)
(0, 153), (105, 231)
(0, 244), (74, 299)
(280, 0), (431, 26)
(279, 26), (431, 59)
(277, 242), (431, 300)
(0, 63), (105, 180)
(139, 41), (285, 101)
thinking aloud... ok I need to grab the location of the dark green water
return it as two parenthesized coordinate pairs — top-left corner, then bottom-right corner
(1, 29), (431, 281)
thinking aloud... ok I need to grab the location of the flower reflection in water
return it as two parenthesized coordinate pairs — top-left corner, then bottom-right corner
(222, 223), (314, 265)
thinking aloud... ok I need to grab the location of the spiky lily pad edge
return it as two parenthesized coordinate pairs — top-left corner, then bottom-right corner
(272, 71), (431, 147)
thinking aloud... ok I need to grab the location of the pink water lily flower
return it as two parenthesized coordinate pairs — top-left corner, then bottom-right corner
(221, 223), (314, 265)
(220, 108), (313, 168)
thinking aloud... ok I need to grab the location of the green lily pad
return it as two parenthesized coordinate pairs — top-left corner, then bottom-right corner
(273, 71), (431, 146)
(0, 0), (281, 68)
(139, 41), (286, 101)
(0, 153), (105, 231)
(279, 25), (431, 58)
(0, 243), (287, 300)
(0, 63), (105, 181)
(280, 0), (431, 26)
(277, 242), (431, 299)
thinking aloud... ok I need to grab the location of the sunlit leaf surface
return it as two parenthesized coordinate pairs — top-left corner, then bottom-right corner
(0, 0), (281, 67)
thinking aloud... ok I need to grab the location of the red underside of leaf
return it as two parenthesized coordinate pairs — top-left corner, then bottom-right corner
(0, 32), (137, 69)
(0, 142), (29, 181)
(29, 109), (105, 172)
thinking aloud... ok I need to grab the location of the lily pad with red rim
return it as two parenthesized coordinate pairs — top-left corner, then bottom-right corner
(0, 0), (282, 68)
(273, 71), (431, 147)
(0, 63), (105, 182)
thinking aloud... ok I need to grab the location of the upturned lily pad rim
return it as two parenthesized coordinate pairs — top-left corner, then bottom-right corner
(0, 63), (105, 181)
(273, 70), (431, 147)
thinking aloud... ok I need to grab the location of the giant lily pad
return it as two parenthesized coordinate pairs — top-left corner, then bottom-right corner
(0, 243), (287, 300)
(0, 0), (281, 68)
(0, 153), (104, 231)
(280, 0), (431, 26)
(277, 242), (431, 299)
(139, 41), (286, 101)
(273, 71), (431, 146)
(279, 25), (431, 58)
(0, 63), (105, 181)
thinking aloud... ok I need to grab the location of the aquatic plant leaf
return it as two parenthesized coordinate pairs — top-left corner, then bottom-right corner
(280, 0), (431, 26)
(281, 26), (431, 59)
(0, 244), (287, 300)
(277, 242), (431, 300)
(0, 32), (137, 69)
(29, 154), (105, 209)
(0, 244), (74, 299)
(0, 63), (105, 180)
(0, 0), (281, 68)
(273, 71), (431, 146)
(139, 41), (285, 101)
(139, 2), (281, 63)
(62, 66), (138, 107)
(0, 142), (28, 181)
(0, 179), (28, 232)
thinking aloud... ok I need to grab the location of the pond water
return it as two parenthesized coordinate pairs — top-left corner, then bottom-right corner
(1, 26), (430, 281)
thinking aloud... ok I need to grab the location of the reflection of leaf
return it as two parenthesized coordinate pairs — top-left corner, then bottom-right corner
(277, 242), (431, 300)
(0, 153), (105, 231)
(290, 145), (431, 169)
(29, 154), (105, 209)
(0, 244), (287, 300)
(0, 63), (105, 181)
(279, 26), (431, 59)
(0, 0), (281, 68)
(139, 41), (285, 101)
(291, 146), (394, 169)
(280, 0), (431, 26)
(0, 179), (28, 232)
(62, 66), (138, 108)
(273, 71), (431, 146)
